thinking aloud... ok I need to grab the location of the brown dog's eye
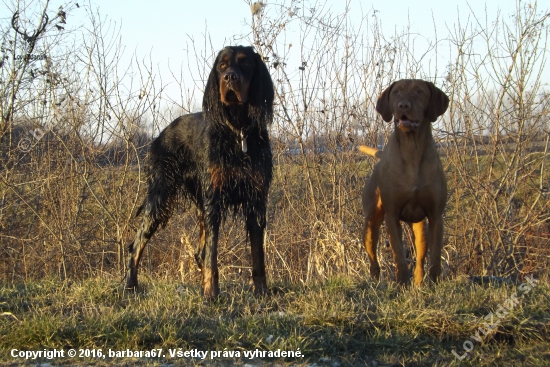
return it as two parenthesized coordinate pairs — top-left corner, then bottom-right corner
(416, 89), (424, 94)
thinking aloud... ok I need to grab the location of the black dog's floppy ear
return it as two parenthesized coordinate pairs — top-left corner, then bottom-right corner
(375, 82), (396, 122)
(248, 48), (274, 125)
(202, 50), (222, 116)
(425, 81), (449, 122)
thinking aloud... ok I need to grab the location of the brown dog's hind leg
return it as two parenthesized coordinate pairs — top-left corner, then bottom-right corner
(412, 220), (427, 286)
(428, 216), (444, 282)
(247, 214), (268, 296)
(127, 180), (177, 290)
(363, 210), (384, 280)
(362, 183), (385, 280)
(194, 210), (206, 269)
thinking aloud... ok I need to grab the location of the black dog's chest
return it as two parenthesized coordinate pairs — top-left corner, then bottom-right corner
(207, 139), (272, 208)
(210, 161), (267, 192)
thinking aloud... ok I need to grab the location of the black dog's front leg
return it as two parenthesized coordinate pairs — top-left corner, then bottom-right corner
(247, 212), (268, 295)
(202, 200), (221, 300)
(194, 209), (206, 269)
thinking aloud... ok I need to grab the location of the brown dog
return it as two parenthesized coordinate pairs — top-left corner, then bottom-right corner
(360, 79), (449, 285)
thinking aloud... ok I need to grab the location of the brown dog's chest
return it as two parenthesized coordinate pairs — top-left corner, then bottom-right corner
(377, 159), (446, 223)
(395, 185), (433, 223)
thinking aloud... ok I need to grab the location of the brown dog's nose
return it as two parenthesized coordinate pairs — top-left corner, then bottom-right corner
(398, 100), (411, 110)
(223, 71), (238, 82)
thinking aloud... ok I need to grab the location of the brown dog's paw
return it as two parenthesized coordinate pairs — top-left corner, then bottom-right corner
(428, 269), (442, 284)
(413, 268), (425, 286)
(253, 283), (270, 298)
(202, 288), (220, 301)
(395, 268), (411, 285)
(370, 265), (381, 280)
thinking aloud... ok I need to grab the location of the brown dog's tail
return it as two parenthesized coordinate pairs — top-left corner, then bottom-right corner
(358, 145), (383, 159)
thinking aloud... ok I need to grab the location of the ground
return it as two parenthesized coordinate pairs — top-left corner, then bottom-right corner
(1, 275), (549, 366)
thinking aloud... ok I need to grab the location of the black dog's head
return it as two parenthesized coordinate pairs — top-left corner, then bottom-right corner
(203, 46), (274, 129)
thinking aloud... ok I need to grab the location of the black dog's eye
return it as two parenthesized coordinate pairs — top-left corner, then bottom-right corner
(219, 62), (228, 70)
(416, 89), (424, 94)
(240, 59), (251, 68)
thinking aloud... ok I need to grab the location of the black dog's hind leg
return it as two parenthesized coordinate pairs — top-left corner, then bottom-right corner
(247, 211), (268, 295)
(126, 208), (160, 290)
(126, 180), (177, 290)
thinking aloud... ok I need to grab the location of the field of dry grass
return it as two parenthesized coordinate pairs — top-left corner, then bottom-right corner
(2, 0), (549, 285)
(1, 276), (549, 366)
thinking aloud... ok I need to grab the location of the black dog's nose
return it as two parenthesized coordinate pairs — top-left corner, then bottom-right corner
(223, 71), (238, 81)
(398, 100), (411, 110)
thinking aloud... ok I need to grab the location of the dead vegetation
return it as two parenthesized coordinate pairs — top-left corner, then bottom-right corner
(0, 0), (549, 287)
(1, 276), (549, 366)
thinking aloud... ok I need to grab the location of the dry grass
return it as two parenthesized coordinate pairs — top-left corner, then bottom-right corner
(1, 276), (549, 366)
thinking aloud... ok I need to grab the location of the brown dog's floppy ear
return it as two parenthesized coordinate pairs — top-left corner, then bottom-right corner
(375, 82), (396, 122)
(425, 81), (449, 122)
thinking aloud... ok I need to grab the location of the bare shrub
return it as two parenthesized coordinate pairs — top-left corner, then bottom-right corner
(440, 2), (550, 279)
(1, 0), (548, 284)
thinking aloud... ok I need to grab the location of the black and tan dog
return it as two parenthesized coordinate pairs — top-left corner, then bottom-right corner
(360, 79), (449, 285)
(126, 46), (274, 299)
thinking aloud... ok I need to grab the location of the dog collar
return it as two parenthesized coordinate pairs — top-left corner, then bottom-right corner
(225, 120), (249, 153)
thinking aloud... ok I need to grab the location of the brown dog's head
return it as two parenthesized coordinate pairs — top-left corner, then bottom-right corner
(375, 79), (449, 132)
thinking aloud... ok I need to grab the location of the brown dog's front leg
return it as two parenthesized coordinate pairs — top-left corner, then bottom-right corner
(385, 214), (410, 285)
(412, 220), (427, 286)
(247, 214), (268, 295)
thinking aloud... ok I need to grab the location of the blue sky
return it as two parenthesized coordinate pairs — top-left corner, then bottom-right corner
(80, 0), (517, 62)
(0, 1), (529, 87)
(92, 0), (522, 98)
(2, 0), (546, 119)
(82, 0), (515, 56)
